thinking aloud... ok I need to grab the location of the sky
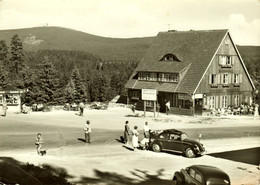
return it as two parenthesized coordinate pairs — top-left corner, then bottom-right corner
(0, 0), (259, 45)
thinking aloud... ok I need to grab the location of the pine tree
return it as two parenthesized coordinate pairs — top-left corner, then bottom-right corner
(0, 40), (10, 88)
(0, 63), (10, 88)
(65, 65), (87, 103)
(89, 72), (111, 102)
(10, 34), (25, 75)
(64, 78), (76, 103)
(34, 56), (61, 105)
(0, 40), (9, 62)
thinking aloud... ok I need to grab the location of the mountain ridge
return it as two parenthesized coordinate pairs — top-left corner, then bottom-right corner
(0, 26), (154, 61)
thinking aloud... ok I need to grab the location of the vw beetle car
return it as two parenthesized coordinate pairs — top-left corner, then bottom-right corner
(149, 129), (205, 157)
(173, 165), (230, 185)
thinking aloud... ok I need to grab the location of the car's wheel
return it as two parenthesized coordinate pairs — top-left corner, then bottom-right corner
(185, 148), (195, 158)
(152, 143), (161, 152)
(172, 179), (181, 185)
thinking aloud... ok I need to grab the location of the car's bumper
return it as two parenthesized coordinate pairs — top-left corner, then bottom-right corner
(197, 150), (207, 156)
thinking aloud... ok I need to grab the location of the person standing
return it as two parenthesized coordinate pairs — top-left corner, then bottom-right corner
(2, 101), (8, 117)
(254, 104), (259, 119)
(131, 103), (137, 114)
(35, 133), (44, 155)
(165, 101), (170, 115)
(132, 126), (139, 151)
(79, 102), (84, 116)
(124, 121), (131, 145)
(84, 120), (91, 143)
(143, 121), (150, 139)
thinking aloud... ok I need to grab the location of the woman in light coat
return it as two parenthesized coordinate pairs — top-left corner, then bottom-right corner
(132, 126), (139, 150)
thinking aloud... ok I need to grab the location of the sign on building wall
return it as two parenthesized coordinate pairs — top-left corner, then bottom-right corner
(142, 89), (157, 101)
(178, 93), (191, 100)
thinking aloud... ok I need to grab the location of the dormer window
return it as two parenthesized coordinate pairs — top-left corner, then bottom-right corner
(160, 53), (181, 62)
(219, 55), (233, 68)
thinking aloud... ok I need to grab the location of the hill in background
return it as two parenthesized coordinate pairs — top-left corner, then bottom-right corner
(1, 26), (259, 64)
(0, 26), (154, 62)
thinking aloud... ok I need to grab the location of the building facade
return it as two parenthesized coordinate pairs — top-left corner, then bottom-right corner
(0, 87), (25, 113)
(125, 30), (255, 116)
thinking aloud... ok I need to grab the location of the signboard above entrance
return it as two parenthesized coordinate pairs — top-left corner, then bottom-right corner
(142, 89), (157, 101)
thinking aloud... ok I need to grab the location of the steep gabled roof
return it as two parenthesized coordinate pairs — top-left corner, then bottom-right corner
(125, 29), (228, 93)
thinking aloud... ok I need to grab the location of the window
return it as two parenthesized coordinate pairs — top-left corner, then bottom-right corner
(219, 56), (232, 67)
(0, 95), (3, 104)
(209, 96), (215, 109)
(189, 168), (196, 178)
(160, 54), (181, 62)
(159, 73), (178, 82)
(147, 73), (157, 81)
(234, 74), (239, 84)
(6, 94), (19, 104)
(169, 134), (180, 140)
(195, 173), (202, 183)
(226, 56), (232, 65)
(223, 96), (227, 108)
(211, 74), (217, 84)
(222, 74), (228, 84)
(139, 73), (147, 80)
(159, 133), (169, 139)
(132, 91), (140, 98)
(145, 101), (154, 107)
(165, 74), (172, 81)
(234, 95), (239, 107)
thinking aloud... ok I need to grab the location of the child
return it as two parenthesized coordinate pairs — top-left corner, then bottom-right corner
(140, 138), (149, 150)
(35, 133), (44, 155)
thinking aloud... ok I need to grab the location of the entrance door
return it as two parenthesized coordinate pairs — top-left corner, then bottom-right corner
(195, 99), (203, 115)
(158, 93), (166, 113)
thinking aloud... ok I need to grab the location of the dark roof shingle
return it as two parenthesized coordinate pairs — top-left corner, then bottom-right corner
(125, 29), (228, 93)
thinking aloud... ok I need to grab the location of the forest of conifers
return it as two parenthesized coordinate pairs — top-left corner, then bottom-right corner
(0, 34), (137, 105)
(0, 33), (259, 105)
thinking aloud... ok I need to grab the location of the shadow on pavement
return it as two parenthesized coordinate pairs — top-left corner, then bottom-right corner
(208, 147), (260, 165)
(75, 168), (172, 185)
(0, 157), (73, 185)
(77, 138), (86, 143)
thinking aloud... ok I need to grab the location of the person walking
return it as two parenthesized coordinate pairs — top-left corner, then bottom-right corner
(132, 126), (139, 151)
(84, 120), (91, 143)
(35, 133), (44, 155)
(143, 121), (150, 139)
(2, 101), (8, 117)
(124, 121), (131, 145)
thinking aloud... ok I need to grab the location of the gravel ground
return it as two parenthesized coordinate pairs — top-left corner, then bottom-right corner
(0, 107), (260, 185)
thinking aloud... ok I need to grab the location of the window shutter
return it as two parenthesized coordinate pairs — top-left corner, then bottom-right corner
(231, 56), (234, 66)
(206, 97), (210, 109)
(220, 74), (223, 84)
(217, 74), (221, 84)
(239, 74), (243, 83)
(218, 56), (222, 65)
(232, 74), (234, 84)
(222, 56), (226, 65)
(209, 74), (212, 84)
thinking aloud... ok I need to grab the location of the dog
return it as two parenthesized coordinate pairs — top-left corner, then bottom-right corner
(39, 149), (47, 156)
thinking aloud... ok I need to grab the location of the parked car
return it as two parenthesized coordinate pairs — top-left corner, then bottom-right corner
(149, 129), (205, 158)
(173, 165), (230, 185)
